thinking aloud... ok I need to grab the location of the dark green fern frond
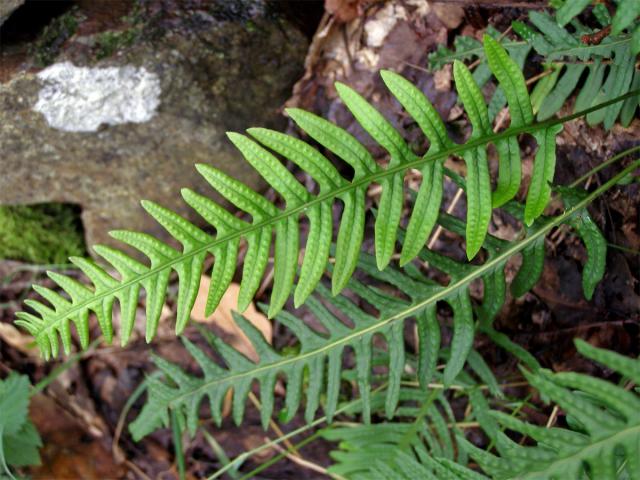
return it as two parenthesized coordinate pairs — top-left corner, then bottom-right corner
(322, 339), (529, 479)
(16, 36), (630, 360)
(322, 387), (479, 480)
(128, 254), (462, 440)
(459, 340), (640, 480)
(515, 11), (639, 128)
(430, 10), (640, 129)
(555, 0), (640, 41)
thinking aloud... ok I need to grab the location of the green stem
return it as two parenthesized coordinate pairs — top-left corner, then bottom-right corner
(0, 427), (16, 480)
(171, 410), (186, 480)
(32, 337), (102, 394)
(398, 388), (441, 449)
(569, 145), (640, 188)
(202, 430), (240, 480)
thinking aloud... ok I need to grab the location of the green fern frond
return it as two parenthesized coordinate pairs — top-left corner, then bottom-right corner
(128, 252), (464, 440)
(460, 340), (640, 480)
(322, 340), (526, 479)
(127, 156), (627, 441)
(322, 387), (477, 480)
(430, 10), (640, 129)
(519, 11), (639, 128)
(555, 0), (640, 38)
(325, 318), (640, 479)
(15, 36), (630, 360)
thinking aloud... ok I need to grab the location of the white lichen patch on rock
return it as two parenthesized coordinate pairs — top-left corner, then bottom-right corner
(33, 62), (161, 132)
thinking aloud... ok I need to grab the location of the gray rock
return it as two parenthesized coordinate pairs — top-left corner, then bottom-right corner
(0, 0), (24, 27)
(0, 7), (307, 254)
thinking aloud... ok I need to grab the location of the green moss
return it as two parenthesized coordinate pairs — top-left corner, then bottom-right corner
(0, 204), (85, 264)
(30, 8), (79, 67)
(95, 29), (138, 60)
(91, 0), (142, 60)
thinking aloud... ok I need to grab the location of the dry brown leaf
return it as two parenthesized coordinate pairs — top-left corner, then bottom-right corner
(0, 322), (40, 358)
(325, 0), (363, 23)
(433, 3), (465, 29)
(29, 394), (123, 480)
(191, 278), (272, 362)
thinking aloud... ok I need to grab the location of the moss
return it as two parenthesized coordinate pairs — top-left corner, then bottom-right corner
(0, 204), (85, 264)
(95, 29), (138, 60)
(30, 8), (79, 67)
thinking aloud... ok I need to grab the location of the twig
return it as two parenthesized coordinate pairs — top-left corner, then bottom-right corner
(124, 460), (153, 480)
(546, 405), (560, 428)
(270, 440), (336, 478)
(208, 383), (391, 480)
(526, 68), (554, 85)
(248, 392), (300, 457)
(452, 421), (481, 428)
(430, 0), (546, 6)
(427, 187), (465, 250)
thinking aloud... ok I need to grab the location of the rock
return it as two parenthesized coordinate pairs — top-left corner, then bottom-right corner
(0, 0), (23, 27)
(0, 1), (307, 254)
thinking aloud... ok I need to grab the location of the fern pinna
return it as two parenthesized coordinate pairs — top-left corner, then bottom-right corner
(13, 35), (628, 360)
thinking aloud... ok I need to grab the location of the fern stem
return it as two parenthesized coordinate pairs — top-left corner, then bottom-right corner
(398, 388), (441, 449)
(31, 337), (102, 394)
(569, 144), (640, 188)
(171, 409), (186, 480)
(202, 430), (240, 480)
(113, 372), (163, 464)
(33, 89), (640, 339)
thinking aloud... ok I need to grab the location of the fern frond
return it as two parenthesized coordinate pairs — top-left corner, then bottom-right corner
(460, 340), (640, 480)
(520, 11), (638, 128)
(127, 155), (628, 441)
(322, 387), (480, 480)
(323, 341), (525, 479)
(555, 0), (640, 38)
(16, 36), (630, 359)
(430, 10), (640, 129)
(128, 253), (458, 440)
